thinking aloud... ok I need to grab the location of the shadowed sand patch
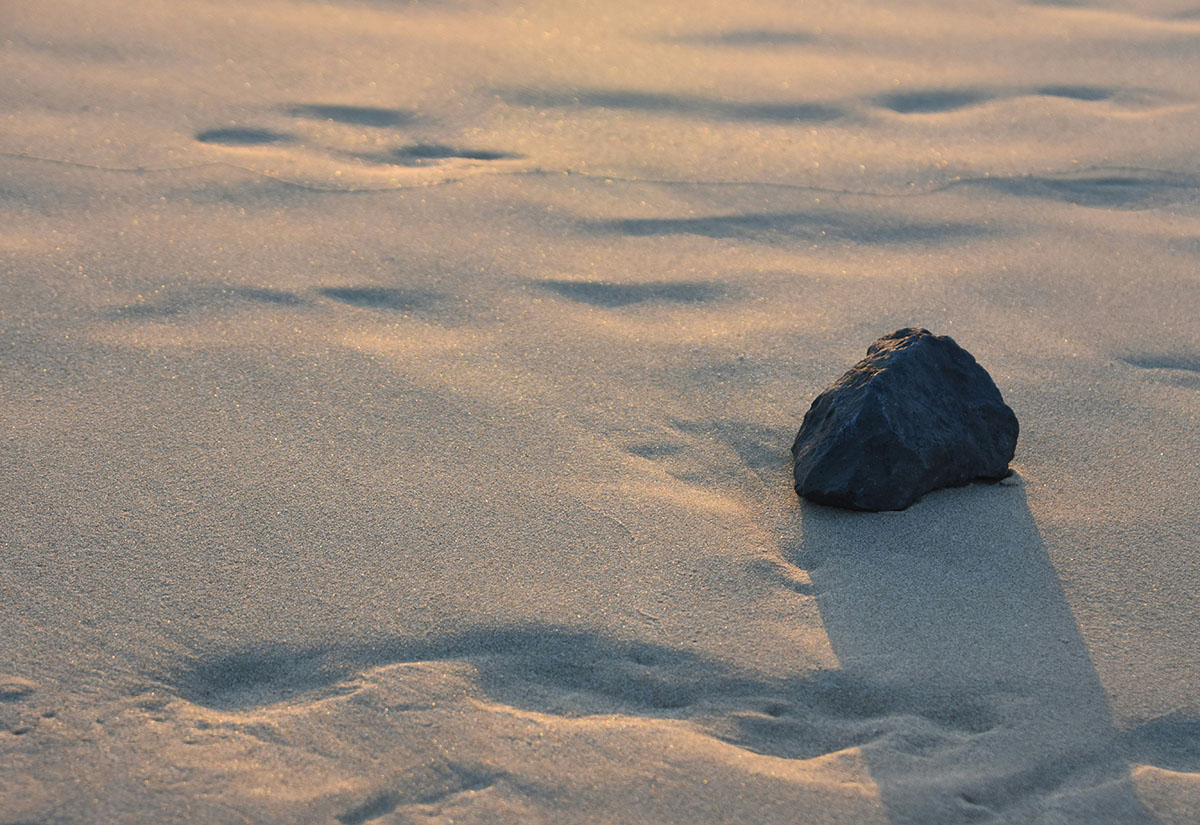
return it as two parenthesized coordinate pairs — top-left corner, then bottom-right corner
(1123, 713), (1200, 773)
(335, 764), (503, 825)
(1123, 362), (1200, 388)
(624, 442), (686, 458)
(196, 127), (293, 146)
(161, 626), (996, 763)
(1122, 354), (1200, 373)
(180, 133), (523, 190)
(1130, 764), (1200, 825)
(589, 211), (988, 245)
(875, 89), (998, 114)
(749, 556), (814, 596)
(677, 30), (820, 47)
(168, 647), (361, 711)
(946, 167), (1200, 209)
(1121, 355), (1200, 389)
(872, 84), (1162, 115)
(1034, 84), (1116, 101)
(116, 661), (889, 823)
(166, 630), (712, 713)
(505, 89), (846, 123)
(537, 279), (728, 307)
(318, 286), (443, 312)
(0, 676), (36, 702)
(286, 104), (417, 127)
(1032, 1), (1200, 26)
(106, 287), (307, 320)
(388, 143), (522, 165)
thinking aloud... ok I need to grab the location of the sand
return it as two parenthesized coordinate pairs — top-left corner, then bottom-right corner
(1, 0), (1197, 822)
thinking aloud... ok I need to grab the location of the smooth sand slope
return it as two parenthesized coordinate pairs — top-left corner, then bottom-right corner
(1, 0), (1197, 822)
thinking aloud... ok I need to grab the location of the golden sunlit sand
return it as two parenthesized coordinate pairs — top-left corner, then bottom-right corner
(1, 0), (1197, 822)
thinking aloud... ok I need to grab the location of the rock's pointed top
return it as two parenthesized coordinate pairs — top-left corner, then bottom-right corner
(866, 327), (933, 354)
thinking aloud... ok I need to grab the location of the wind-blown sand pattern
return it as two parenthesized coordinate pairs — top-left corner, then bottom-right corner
(1, 0), (1198, 822)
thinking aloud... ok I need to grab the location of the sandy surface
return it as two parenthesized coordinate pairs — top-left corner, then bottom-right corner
(1, 0), (1198, 822)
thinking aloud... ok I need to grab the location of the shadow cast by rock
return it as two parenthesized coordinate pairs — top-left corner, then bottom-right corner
(794, 483), (1158, 824)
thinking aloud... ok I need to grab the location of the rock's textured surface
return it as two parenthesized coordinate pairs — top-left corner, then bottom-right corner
(792, 328), (1019, 511)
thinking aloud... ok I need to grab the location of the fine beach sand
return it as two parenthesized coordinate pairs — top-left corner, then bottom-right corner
(1, 0), (1198, 822)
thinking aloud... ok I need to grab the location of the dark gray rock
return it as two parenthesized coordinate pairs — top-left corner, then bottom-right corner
(792, 328), (1018, 511)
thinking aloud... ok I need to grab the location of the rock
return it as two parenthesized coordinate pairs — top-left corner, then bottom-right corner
(792, 328), (1018, 511)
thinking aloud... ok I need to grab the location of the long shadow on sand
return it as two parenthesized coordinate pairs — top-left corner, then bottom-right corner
(795, 483), (1159, 823)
